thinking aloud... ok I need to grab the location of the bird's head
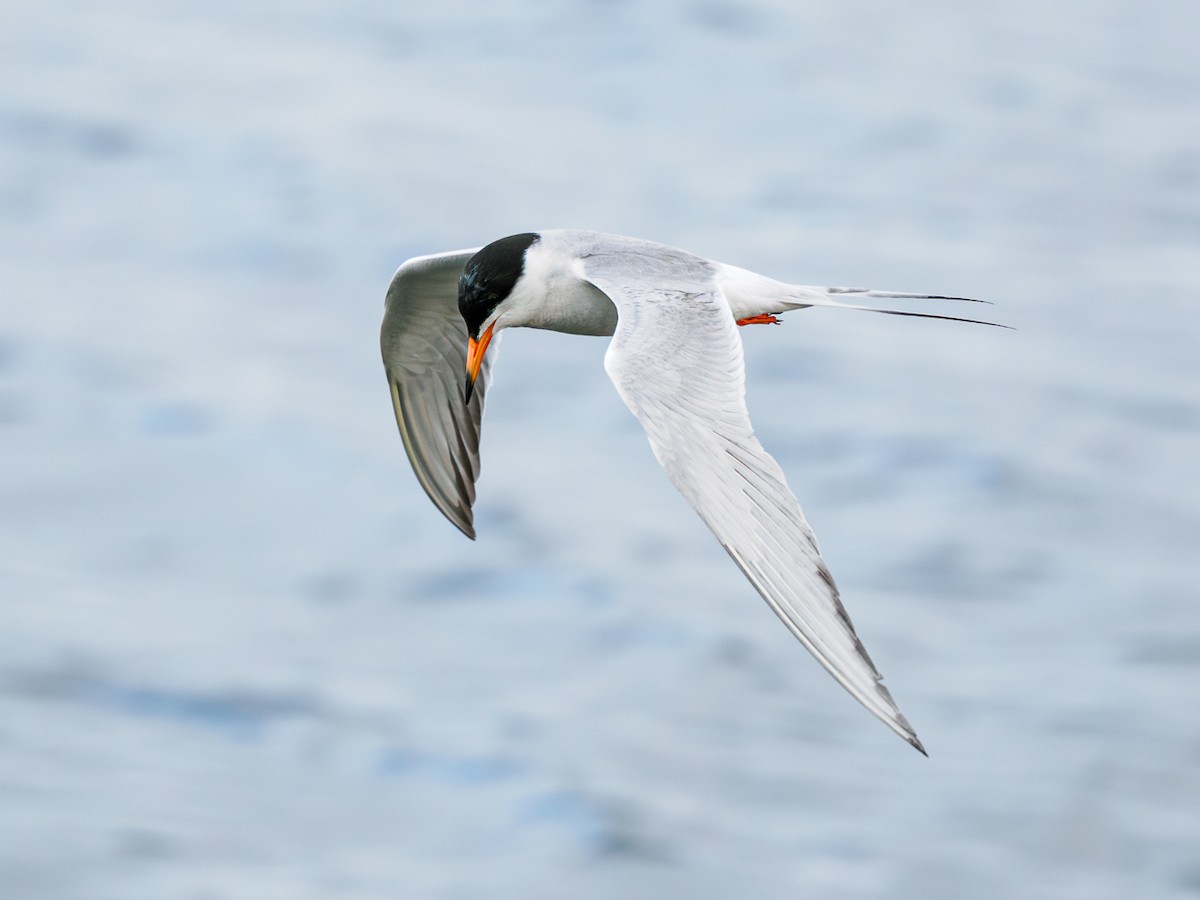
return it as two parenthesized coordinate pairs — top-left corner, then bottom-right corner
(458, 232), (539, 402)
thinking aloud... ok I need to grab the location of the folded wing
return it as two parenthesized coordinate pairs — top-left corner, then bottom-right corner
(381, 249), (497, 539)
(587, 261), (924, 751)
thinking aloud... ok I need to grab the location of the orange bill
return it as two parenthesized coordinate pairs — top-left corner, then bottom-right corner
(464, 322), (495, 403)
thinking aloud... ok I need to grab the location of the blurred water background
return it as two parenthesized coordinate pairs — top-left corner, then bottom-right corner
(3, 1), (1199, 898)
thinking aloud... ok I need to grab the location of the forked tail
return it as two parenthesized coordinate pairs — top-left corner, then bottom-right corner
(788, 285), (1010, 328)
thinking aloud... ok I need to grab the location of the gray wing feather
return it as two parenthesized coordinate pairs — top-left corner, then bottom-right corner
(381, 249), (497, 539)
(585, 257), (924, 751)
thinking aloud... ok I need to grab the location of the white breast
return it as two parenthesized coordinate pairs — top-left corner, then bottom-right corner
(501, 235), (619, 336)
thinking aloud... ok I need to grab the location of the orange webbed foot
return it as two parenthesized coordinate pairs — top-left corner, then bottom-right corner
(735, 314), (780, 326)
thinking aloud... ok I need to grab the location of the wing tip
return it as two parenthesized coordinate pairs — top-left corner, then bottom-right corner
(454, 518), (478, 541)
(871, 677), (927, 754)
(434, 494), (478, 540)
(905, 730), (929, 756)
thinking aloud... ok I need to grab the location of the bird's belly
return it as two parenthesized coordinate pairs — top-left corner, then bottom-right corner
(716, 264), (799, 320)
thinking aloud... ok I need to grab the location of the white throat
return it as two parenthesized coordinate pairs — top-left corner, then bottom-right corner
(496, 235), (618, 337)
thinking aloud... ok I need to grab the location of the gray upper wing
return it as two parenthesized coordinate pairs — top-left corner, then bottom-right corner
(584, 255), (924, 751)
(381, 249), (497, 539)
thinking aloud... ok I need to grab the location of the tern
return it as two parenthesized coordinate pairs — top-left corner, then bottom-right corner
(381, 230), (997, 753)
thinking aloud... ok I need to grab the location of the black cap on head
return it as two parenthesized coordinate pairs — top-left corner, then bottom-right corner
(458, 232), (539, 338)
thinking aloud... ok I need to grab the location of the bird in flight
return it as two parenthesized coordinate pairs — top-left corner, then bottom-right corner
(381, 230), (998, 753)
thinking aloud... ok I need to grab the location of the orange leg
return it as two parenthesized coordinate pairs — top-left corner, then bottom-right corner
(735, 314), (780, 326)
